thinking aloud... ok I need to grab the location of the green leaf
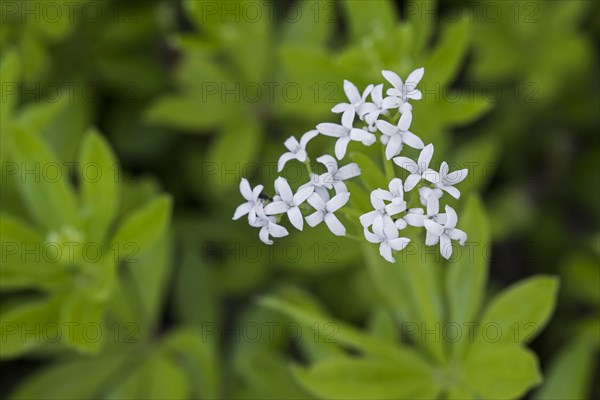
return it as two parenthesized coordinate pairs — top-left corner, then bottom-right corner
(291, 356), (440, 400)
(0, 214), (69, 290)
(111, 195), (172, 260)
(78, 128), (120, 244)
(0, 299), (60, 359)
(446, 195), (490, 357)
(162, 327), (220, 399)
(259, 295), (431, 369)
(9, 353), (130, 400)
(341, 0), (397, 42)
(425, 18), (471, 86)
(7, 127), (80, 231)
(349, 152), (389, 191)
(106, 350), (189, 400)
(0, 50), (20, 128)
(437, 95), (492, 126)
(533, 338), (597, 400)
(462, 344), (542, 399)
(282, 1), (335, 45)
(478, 275), (559, 345)
(59, 293), (106, 354)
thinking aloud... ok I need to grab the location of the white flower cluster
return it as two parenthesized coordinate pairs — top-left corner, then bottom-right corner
(233, 68), (469, 262)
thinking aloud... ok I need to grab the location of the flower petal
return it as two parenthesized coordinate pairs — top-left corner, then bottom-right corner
(240, 178), (253, 200)
(326, 192), (350, 212)
(376, 120), (397, 136)
(405, 68), (424, 92)
(350, 128), (374, 143)
(404, 212), (426, 227)
(403, 174), (421, 191)
(397, 112), (412, 131)
(447, 228), (467, 245)
(425, 231), (440, 246)
(424, 219), (445, 236)
(293, 186), (314, 206)
(265, 200), (290, 214)
(385, 134), (403, 160)
(385, 202), (406, 216)
(336, 163), (361, 180)
(444, 205), (458, 229)
(363, 228), (380, 244)
(317, 122), (346, 138)
(259, 226), (273, 245)
(379, 242), (394, 263)
(382, 70), (403, 90)
(334, 136), (351, 160)
(426, 194), (439, 217)
(277, 152), (297, 172)
(284, 136), (300, 152)
(274, 177), (293, 202)
(402, 131), (424, 149)
(331, 103), (349, 113)
(381, 96), (402, 110)
(344, 79), (361, 103)
(390, 237), (410, 251)
(360, 210), (380, 228)
(300, 129), (319, 148)
(341, 107), (356, 128)
(324, 213), (346, 236)
(316, 154), (338, 173)
(418, 144), (434, 170)
(442, 185), (461, 199)
(233, 202), (253, 220)
(287, 207), (304, 231)
(445, 169), (469, 185)
(305, 211), (324, 227)
(440, 234), (452, 260)
(269, 222), (289, 238)
(307, 192), (326, 211)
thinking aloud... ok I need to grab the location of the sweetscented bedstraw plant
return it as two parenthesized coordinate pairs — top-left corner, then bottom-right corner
(233, 68), (468, 263)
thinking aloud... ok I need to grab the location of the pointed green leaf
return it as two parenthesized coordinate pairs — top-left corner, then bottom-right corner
(478, 275), (559, 344)
(79, 128), (120, 244)
(111, 195), (172, 260)
(291, 356), (440, 400)
(446, 195), (490, 357)
(462, 344), (542, 399)
(7, 127), (79, 231)
(341, 0), (396, 42)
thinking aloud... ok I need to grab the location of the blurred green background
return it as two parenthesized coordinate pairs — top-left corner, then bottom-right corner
(0, 0), (598, 399)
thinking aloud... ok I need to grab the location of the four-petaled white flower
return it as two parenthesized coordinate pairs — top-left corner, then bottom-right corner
(423, 205), (467, 260)
(362, 84), (385, 132)
(317, 109), (376, 160)
(315, 155), (361, 194)
(376, 112), (424, 160)
(393, 143), (437, 191)
(277, 130), (319, 172)
(232, 178), (264, 223)
(404, 193), (447, 229)
(305, 192), (350, 236)
(359, 189), (403, 232)
(264, 177), (313, 231)
(381, 68), (424, 115)
(249, 208), (289, 245)
(364, 215), (411, 263)
(426, 161), (469, 199)
(331, 80), (374, 124)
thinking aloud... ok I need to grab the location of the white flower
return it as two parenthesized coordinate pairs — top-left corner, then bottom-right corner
(360, 178), (407, 229)
(305, 192), (350, 236)
(376, 112), (425, 159)
(404, 193), (447, 228)
(249, 208), (289, 245)
(426, 162), (469, 199)
(364, 215), (410, 263)
(277, 130), (319, 172)
(315, 155), (361, 194)
(299, 173), (331, 202)
(393, 143), (437, 191)
(331, 80), (374, 123)
(363, 84), (385, 132)
(423, 205), (467, 260)
(264, 177), (313, 230)
(381, 68), (424, 114)
(359, 189), (403, 230)
(317, 109), (376, 160)
(232, 178), (264, 222)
